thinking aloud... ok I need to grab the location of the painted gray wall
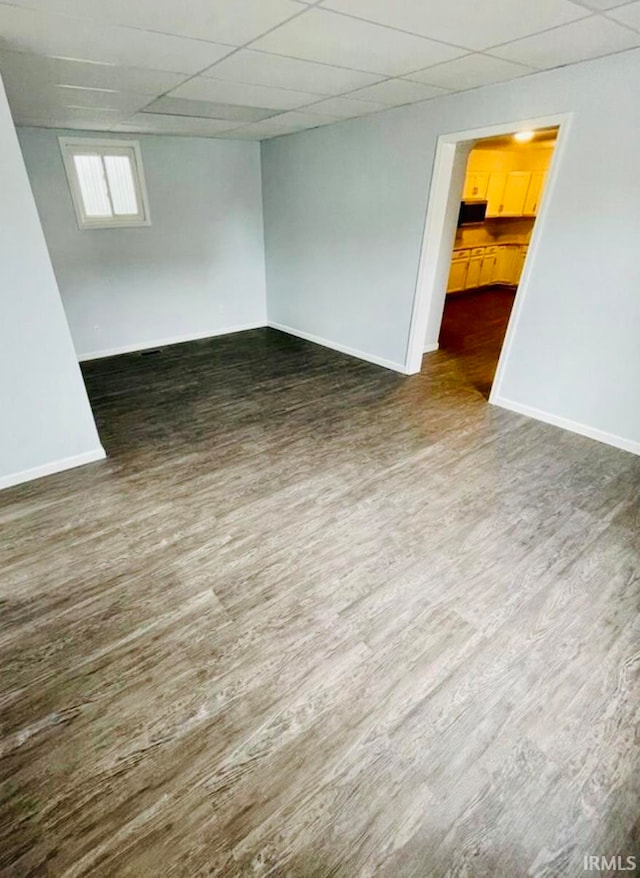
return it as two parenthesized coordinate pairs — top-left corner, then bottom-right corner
(262, 48), (640, 448)
(0, 76), (103, 489)
(18, 128), (267, 359)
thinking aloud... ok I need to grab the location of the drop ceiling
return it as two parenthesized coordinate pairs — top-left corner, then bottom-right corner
(0, 0), (638, 140)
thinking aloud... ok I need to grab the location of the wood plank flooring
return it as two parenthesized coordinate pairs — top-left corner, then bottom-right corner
(438, 287), (516, 399)
(1, 303), (639, 877)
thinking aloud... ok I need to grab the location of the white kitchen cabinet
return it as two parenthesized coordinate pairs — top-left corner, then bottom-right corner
(494, 245), (525, 285)
(486, 172), (506, 217)
(465, 254), (483, 289)
(499, 246), (518, 284)
(514, 246), (529, 284)
(464, 142), (554, 218)
(447, 254), (469, 292)
(448, 243), (530, 292)
(479, 247), (497, 286)
(500, 172), (531, 216)
(499, 244), (528, 285)
(494, 246), (511, 283)
(463, 171), (489, 200)
(524, 171), (546, 215)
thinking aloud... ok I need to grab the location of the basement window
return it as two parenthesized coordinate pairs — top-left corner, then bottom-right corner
(59, 137), (151, 230)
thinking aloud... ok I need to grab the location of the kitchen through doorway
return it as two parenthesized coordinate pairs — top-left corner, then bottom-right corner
(440, 126), (558, 397)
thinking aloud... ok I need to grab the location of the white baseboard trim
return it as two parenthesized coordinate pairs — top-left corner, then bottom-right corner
(78, 321), (266, 362)
(424, 342), (439, 354)
(268, 321), (406, 373)
(0, 446), (107, 492)
(491, 396), (640, 457)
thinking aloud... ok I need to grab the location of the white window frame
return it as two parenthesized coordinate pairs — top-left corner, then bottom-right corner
(58, 136), (151, 230)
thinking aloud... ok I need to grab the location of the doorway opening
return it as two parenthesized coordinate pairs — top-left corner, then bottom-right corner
(405, 114), (572, 399)
(440, 126), (558, 397)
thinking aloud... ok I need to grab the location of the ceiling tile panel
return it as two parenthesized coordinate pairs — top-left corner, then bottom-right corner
(224, 119), (308, 138)
(0, 50), (190, 95)
(490, 15), (640, 68)
(251, 8), (467, 75)
(320, 0), (591, 51)
(273, 109), (345, 126)
(143, 96), (276, 122)
(302, 95), (387, 116)
(4, 83), (150, 114)
(0, 0), (303, 46)
(408, 54), (536, 90)
(11, 105), (131, 129)
(112, 113), (242, 136)
(202, 49), (384, 95)
(0, 5), (233, 72)
(606, 1), (640, 30)
(212, 129), (266, 140)
(221, 111), (344, 140)
(168, 76), (324, 110)
(570, 0), (634, 9)
(347, 78), (450, 104)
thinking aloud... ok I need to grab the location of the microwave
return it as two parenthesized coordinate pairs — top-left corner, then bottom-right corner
(458, 200), (487, 226)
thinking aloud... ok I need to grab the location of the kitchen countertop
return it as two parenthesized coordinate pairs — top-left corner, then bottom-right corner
(452, 240), (529, 253)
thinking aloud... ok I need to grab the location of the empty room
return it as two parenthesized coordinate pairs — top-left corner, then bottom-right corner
(1, 1), (639, 876)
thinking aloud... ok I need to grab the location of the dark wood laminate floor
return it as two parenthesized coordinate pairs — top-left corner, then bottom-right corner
(2, 309), (639, 877)
(439, 286), (516, 399)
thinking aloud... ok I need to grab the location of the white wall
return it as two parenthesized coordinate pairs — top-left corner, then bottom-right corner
(0, 76), (103, 490)
(262, 49), (640, 452)
(18, 128), (267, 360)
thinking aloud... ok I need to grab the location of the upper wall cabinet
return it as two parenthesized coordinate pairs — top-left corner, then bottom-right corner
(482, 169), (548, 218)
(523, 171), (547, 216)
(486, 172), (506, 217)
(464, 145), (553, 219)
(463, 171), (489, 200)
(497, 171), (531, 217)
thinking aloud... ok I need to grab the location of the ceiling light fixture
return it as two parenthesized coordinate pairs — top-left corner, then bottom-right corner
(514, 130), (535, 143)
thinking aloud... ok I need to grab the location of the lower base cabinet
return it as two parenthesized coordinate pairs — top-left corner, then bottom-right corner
(495, 246), (518, 284)
(465, 255), (483, 290)
(447, 257), (468, 292)
(447, 243), (528, 293)
(479, 248), (497, 286)
(515, 246), (528, 282)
